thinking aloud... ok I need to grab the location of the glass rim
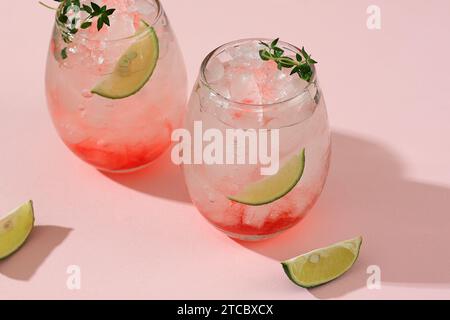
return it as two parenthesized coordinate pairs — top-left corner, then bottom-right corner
(199, 38), (318, 111)
(55, 0), (163, 43)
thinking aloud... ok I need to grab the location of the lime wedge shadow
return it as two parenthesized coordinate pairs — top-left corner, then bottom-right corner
(0, 226), (72, 281)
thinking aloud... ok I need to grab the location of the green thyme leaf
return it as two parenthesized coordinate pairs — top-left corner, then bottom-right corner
(259, 50), (271, 61)
(81, 21), (92, 29)
(271, 38), (279, 48)
(274, 47), (284, 58)
(58, 14), (68, 23)
(82, 4), (93, 14)
(301, 47), (310, 60)
(91, 2), (101, 13)
(103, 15), (110, 27)
(97, 17), (104, 30)
(298, 64), (313, 82)
(290, 66), (300, 75)
(61, 47), (68, 59)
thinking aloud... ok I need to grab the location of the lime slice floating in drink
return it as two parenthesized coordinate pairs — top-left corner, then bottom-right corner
(91, 21), (159, 99)
(228, 149), (306, 206)
(0, 200), (35, 260)
(282, 236), (363, 288)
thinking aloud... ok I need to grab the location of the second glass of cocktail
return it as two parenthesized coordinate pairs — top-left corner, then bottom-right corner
(45, 0), (187, 172)
(183, 39), (331, 240)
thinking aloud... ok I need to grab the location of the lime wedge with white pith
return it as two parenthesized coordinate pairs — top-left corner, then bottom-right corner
(0, 201), (35, 260)
(282, 237), (363, 288)
(91, 21), (159, 99)
(228, 149), (306, 206)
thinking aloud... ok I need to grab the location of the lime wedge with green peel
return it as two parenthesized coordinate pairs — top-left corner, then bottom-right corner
(282, 236), (363, 288)
(91, 21), (159, 99)
(0, 201), (35, 260)
(228, 149), (306, 206)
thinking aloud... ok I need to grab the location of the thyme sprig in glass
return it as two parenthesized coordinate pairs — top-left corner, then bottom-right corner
(40, 0), (116, 59)
(259, 38), (317, 82)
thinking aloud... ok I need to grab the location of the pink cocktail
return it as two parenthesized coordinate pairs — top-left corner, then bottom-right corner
(45, 0), (187, 172)
(183, 39), (331, 240)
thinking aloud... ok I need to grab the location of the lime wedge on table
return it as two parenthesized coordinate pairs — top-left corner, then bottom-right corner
(0, 201), (35, 260)
(91, 21), (159, 99)
(282, 237), (363, 288)
(228, 149), (306, 206)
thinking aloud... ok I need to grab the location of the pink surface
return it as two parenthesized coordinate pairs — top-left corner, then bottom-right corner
(1, 0), (449, 299)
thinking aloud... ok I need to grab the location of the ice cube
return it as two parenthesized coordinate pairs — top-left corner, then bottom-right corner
(230, 41), (260, 59)
(205, 58), (225, 83)
(243, 206), (271, 229)
(132, 0), (157, 16)
(229, 42), (265, 71)
(278, 75), (309, 101)
(268, 198), (293, 220)
(230, 72), (262, 104)
(104, 10), (136, 40)
(101, 0), (135, 12)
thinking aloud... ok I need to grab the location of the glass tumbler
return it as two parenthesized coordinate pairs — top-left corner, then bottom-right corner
(45, 0), (187, 172)
(182, 39), (331, 240)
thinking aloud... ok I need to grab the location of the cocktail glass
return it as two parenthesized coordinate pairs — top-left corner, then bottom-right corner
(183, 39), (331, 240)
(45, 0), (187, 172)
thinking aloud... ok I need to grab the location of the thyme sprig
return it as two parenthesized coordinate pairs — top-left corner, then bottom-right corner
(40, 1), (116, 59)
(259, 38), (317, 82)
(55, 0), (115, 35)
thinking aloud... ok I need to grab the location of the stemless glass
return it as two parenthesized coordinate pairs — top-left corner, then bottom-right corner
(45, 0), (187, 172)
(183, 39), (331, 241)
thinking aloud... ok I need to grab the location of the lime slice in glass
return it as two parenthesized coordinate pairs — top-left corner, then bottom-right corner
(91, 21), (159, 99)
(228, 149), (306, 206)
(0, 200), (35, 260)
(282, 236), (363, 288)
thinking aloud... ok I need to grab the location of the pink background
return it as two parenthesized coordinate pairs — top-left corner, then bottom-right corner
(1, 0), (449, 299)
